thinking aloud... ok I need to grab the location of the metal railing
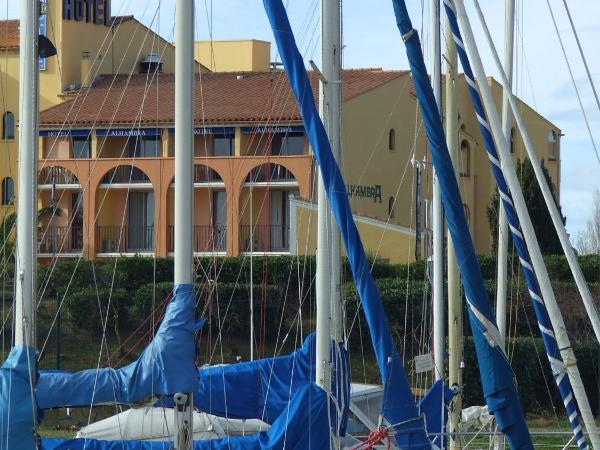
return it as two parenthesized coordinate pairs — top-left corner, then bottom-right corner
(240, 224), (290, 252)
(167, 225), (226, 253)
(194, 166), (223, 183)
(38, 226), (83, 254)
(38, 166), (80, 185)
(97, 226), (154, 253)
(100, 166), (150, 184)
(245, 164), (295, 183)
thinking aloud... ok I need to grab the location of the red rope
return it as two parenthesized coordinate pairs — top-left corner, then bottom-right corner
(351, 428), (392, 450)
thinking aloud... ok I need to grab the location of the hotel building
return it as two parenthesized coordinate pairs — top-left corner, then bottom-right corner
(0, 1), (561, 263)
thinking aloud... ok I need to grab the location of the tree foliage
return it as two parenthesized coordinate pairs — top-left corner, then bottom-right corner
(576, 189), (600, 255)
(487, 158), (565, 255)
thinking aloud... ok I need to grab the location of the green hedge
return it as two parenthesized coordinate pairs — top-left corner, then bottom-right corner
(462, 338), (600, 414)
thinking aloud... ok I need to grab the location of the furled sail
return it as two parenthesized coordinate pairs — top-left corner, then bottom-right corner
(442, 2), (587, 448)
(390, 0), (533, 448)
(262, 0), (430, 448)
(37, 284), (198, 409)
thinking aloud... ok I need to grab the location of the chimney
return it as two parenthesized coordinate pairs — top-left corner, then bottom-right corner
(80, 51), (92, 88)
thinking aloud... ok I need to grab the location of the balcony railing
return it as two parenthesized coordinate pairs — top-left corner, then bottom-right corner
(38, 226), (83, 254)
(38, 166), (79, 185)
(100, 166), (150, 184)
(97, 226), (155, 253)
(167, 225), (226, 253)
(194, 166), (223, 183)
(240, 224), (290, 252)
(245, 164), (295, 183)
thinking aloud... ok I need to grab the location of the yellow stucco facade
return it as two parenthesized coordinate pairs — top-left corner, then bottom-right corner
(194, 40), (271, 73)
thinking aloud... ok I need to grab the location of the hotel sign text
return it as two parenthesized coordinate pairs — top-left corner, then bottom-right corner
(346, 184), (382, 203)
(63, 0), (112, 26)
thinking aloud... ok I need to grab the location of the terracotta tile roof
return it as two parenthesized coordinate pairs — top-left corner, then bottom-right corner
(0, 20), (20, 50)
(40, 69), (408, 127)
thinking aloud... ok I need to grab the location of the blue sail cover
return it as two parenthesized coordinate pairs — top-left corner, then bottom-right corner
(37, 284), (198, 409)
(0, 346), (39, 450)
(418, 381), (454, 450)
(442, 2), (587, 448)
(390, 1), (533, 449)
(41, 383), (330, 450)
(262, 1), (429, 448)
(185, 333), (316, 423)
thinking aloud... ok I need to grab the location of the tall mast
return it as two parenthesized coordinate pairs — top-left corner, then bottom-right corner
(173, 0), (194, 448)
(430, 0), (444, 382)
(496, 0), (515, 344)
(444, 11), (462, 450)
(15, 0), (39, 348)
(452, 1), (600, 446)
(315, 0), (341, 396)
(327, 0), (343, 346)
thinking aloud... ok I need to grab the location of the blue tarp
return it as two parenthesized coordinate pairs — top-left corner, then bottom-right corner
(41, 383), (330, 450)
(418, 381), (454, 450)
(0, 346), (39, 450)
(37, 284), (198, 409)
(262, 0), (429, 448)
(390, 1), (533, 449)
(190, 333), (316, 424)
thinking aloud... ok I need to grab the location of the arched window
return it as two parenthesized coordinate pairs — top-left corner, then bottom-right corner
(510, 127), (516, 153)
(3, 112), (14, 140)
(547, 130), (558, 160)
(1, 177), (14, 205)
(388, 196), (395, 218)
(388, 128), (396, 151)
(463, 204), (471, 227)
(460, 140), (471, 178)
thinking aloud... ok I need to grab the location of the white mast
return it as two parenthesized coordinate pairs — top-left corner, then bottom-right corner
(15, 0), (39, 348)
(327, 0), (343, 346)
(496, 0), (515, 344)
(316, 0), (343, 401)
(430, 0), (444, 382)
(444, 11), (462, 450)
(173, 0), (194, 447)
(452, 2), (600, 447)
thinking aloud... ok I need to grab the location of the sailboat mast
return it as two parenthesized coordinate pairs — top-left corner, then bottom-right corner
(316, 0), (340, 394)
(496, 0), (515, 344)
(430, 0), (444, 382)
(327, 0), (343, 346)
(444, 11), (462, 450)
(15, 0), (39, 348)
(173, 0), (194, 448)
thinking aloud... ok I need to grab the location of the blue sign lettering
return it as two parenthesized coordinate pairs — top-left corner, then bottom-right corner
(96, 128), (161, 137)
(241, 125), (304, 134)
(63, 0), (111, 26)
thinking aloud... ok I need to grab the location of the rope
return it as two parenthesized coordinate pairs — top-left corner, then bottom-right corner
(351, 427), (392, 450)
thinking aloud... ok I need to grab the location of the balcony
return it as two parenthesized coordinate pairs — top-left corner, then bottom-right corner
(38, 226), (83, 256)
(97, 226), (155, 254)
(167, 225), (226, 254)
(240, 224), (290, 253)
(38, 166), (81, 189)
(99, 165), (151, 187)
(244, 164), (298, 187)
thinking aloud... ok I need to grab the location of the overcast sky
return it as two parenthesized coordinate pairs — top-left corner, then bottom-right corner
(7, 0), (600, 240)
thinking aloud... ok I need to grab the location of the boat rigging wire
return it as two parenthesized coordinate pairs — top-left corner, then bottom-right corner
(544, 0), (599, 166)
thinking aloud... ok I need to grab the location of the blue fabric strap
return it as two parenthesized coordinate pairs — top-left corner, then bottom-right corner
(261, 0), (430, 447)
(390, 0), (533, 448)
